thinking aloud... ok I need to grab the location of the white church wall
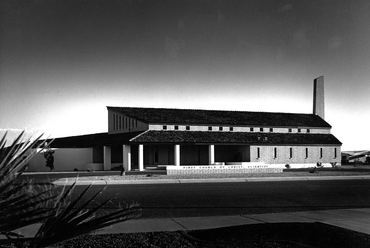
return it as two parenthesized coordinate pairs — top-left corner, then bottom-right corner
(27, 148), (93, 172)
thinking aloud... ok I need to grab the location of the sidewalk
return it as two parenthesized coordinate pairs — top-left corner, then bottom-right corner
(94, 208), (370, 236)
(7, 208), (370, 238)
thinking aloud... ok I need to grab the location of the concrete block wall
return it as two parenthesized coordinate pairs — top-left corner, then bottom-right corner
(167, 167), (283, 175)
(311, 129), (330, 134)
(251, 145), (341, 164)
(149, 124), (330, 134)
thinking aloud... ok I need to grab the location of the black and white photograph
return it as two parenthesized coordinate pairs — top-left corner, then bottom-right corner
(1, 1), (370, 247)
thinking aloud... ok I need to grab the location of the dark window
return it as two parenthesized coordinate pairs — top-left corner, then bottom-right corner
(270, 128), (273, 132)
(208, 126), (212, 131)
(219, 126), (223, 131)
(186, 126), (190, 130)
(116, 115), (119, 130)
(274, 147), (277, 158)
(230, 127), (233, 131)
(174, 125), (179, 130)
(334, 148), (337, 158)
(288, 128), (292, 133)
(113, 114), (116, 130)
(298, 128), (301, 133)
(257, 147), (260, 158)
(260, 127), (264, 132)
(163, 125), (167, 130)
(154, 146), (158, 163)
(250, 127), (254, 132)
(289, 148), (293, 159)
(306, 148), (309, 158)
(307, 129), (310, 133)
(320, 148), (323, 159)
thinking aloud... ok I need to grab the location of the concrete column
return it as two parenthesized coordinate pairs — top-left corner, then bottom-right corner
(123, 145), (131, 172)
(138, 144), (144, 171)
(103, 146), (111, 171)
(209, 144), (215, 165)
(174, 144), (180, 166)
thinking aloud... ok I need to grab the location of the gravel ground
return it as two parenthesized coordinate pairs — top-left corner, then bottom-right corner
(4, 222), (367, 248)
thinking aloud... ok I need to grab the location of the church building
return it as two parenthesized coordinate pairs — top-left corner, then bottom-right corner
(30, 76), (342, 172)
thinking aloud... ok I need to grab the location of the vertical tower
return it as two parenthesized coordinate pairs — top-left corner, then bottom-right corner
(313, 76), (325, 119)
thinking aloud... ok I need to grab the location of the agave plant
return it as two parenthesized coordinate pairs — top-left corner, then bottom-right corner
(0, 131), (53, 239)
(29, 182), (140, 248)
(0, 131), (141, 247)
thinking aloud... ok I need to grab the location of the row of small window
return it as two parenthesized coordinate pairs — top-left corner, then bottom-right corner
(256, 147), (338, 159)
(163, 125), (192, 131)
(162, 125), (311, 133)
(113, 114), (138, 130)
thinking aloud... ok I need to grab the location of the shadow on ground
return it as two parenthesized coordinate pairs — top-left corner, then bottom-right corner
(38, 222), (370, 248)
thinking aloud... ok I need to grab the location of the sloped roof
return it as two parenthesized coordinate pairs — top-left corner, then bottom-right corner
(46, 132), (143, 148)
(44, 130), (341, 148)
(108, 106), (332, 128)
(131, 131), (342, 145)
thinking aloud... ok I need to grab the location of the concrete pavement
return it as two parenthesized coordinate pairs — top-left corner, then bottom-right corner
(3, 174), (370, 241)
(93, 208), (370, 236)
(5, 208), (370, 239)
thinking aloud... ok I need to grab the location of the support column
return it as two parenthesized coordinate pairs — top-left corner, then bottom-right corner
(209, 144), (215, 165)
(138, 144), (144, 171)
(123, 145), (131, 172)
(103, 146), (111, 171)
(174, 144), (180, 166)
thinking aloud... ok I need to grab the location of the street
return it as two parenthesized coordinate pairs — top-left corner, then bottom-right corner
(64, 179), (370, 219)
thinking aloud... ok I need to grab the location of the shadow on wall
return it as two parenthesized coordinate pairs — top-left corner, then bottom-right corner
(27, 148), (94, 172)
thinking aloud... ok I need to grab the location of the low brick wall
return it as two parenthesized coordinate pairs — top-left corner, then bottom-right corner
(166, 165), (283, 175)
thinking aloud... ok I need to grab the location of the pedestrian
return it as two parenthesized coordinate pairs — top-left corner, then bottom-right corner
(44, 148), (55, 171)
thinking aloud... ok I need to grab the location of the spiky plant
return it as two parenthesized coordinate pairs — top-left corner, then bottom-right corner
(0, 131), (141, 247)
(29, 182), (140, 248)
(0, 131), (53, 240)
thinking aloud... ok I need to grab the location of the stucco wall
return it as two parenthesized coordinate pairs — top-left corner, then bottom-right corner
(27, 148), (93, 172)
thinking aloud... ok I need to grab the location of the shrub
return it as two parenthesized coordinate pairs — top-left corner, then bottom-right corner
(0, 131), (141, 247)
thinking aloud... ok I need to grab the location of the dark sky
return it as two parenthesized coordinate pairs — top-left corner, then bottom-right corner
(1, 0), (369, 150)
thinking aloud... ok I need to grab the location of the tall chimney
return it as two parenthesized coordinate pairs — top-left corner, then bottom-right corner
(313, 76), (325, 119)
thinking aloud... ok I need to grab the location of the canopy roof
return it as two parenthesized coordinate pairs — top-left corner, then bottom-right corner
(131, 131), (342, 145)
(47, 131), (341, 148)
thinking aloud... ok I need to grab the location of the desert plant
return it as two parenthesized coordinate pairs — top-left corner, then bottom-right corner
(0, 131), (53, 239)
(28, 181), (140, 248)
(0, 131), (141, 247)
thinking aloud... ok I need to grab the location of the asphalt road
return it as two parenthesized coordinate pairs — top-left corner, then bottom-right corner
(63, 179), (370, 219)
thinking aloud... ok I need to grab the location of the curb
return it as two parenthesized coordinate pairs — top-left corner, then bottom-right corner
(52, 175), (370, 186)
